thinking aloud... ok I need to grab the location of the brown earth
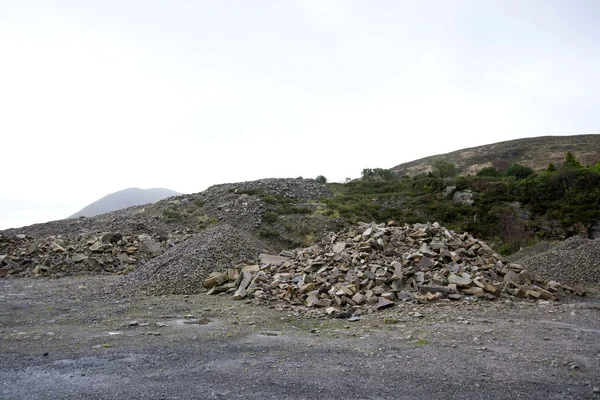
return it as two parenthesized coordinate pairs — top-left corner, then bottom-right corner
(1, 276), (599, 399)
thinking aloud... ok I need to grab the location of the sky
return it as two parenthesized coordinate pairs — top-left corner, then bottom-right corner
(1, 0), (599, 229)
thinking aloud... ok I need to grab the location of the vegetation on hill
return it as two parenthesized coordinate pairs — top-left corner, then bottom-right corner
(321, 151), (600, 255)
(390, 134), (600, 177)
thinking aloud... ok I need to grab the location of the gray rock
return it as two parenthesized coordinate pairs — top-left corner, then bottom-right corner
(140, 239), (162, 257)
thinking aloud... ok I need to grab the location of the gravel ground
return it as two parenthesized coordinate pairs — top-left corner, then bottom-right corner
(113, 224), (271, 296)
(1, 276), (599, 399)
(511, 237), (600, 287)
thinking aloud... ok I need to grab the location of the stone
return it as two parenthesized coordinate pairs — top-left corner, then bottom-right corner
(89, 242), (104, 253)
(51, 242), (66, 253)
(140, 239), (162, 257)
(503, 270), (520, 284)
(351, 292), (366, 304)
(448, 273), (472, 287)
(306, 295), (320, 307)
(102, 233), (123, 243)
(419, 286), (449, 295)
(332, 242), (347, 253)
(376, 297), (395, 310)
(518, 270), (535, 285)
(203, 272), (229, 288)
(259, 253), (289, 266)
(233, 271), (253, 299)
(71, 253), (88, 263)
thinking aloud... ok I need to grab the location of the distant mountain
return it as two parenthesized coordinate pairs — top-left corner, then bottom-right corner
(390, 134), (600, 176)
(68, 188), (181, 218)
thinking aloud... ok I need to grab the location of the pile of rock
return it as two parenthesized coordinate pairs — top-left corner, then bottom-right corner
(510, 236), (600, 287)
(113, 224), (271, 296)
(205, 222), (583, 316)
(0, 231), (190, 278)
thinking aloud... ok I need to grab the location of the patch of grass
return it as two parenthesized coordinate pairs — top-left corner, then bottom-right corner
(162, 209), (184, 219)
(196, 215), (218, 230)
(194, 199), (205, 208)
(302, 232), (317, 247)
(415, 337), (429, 346)
(259, 228), (281, 239)
(262, 211), (279, 224)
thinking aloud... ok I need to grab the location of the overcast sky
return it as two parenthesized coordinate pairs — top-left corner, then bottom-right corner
(1, 0), (599, 229)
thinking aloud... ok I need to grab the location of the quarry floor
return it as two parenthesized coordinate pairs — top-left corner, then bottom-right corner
(1, 276), (599, 400)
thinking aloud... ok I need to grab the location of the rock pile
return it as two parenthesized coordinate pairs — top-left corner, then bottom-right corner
(510, 236), (600, 287)
(0, 231), (189, 278)
(113, 224), (270, 296)
(205, 222), (583, 316)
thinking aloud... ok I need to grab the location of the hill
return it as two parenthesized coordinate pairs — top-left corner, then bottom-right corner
(68, 188), (181, 218)
(390, 134), (600, 176)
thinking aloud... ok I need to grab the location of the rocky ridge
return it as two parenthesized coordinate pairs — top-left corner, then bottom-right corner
(205, 222), (584, 317)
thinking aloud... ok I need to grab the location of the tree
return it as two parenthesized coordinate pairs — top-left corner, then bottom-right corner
(315, 175), (327, 184)
(476, 166), (501, 177)
(431, 159), (457, 181)
(564, 151), (583, 169)
(505, 163), (534, 180)
(546, 162), (557, 173)
(361, 168), (396, 181)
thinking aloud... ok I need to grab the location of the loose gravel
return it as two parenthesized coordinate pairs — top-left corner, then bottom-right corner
(511, 237), (600, 287)
(113, 224), (270, 296)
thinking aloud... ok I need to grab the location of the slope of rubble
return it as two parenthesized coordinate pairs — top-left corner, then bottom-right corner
(113, 224), (271, 296)
(0, 178), (334, 278)
(0, 231), (190, 278)
(205, 222), (583, 317)
(0, 178), (332, 240)
(510, 236), (600, 287)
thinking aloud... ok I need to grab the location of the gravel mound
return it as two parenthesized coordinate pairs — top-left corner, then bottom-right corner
(507, 241), (555, 263)
(113, 224), (270, 295)
(514, 236), (600, 287)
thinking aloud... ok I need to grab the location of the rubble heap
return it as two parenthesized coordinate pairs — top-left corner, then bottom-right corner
(205, 222), (583, 316)
(0, 231), (190, 278)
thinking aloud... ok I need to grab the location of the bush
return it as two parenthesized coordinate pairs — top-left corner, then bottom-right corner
(431, 159), (457, 181)
(476, 167), (501, 177)
(162, 209), (184, 219)
(505, 163), (534, 180)
(315, 175), (327, 184)
(262, 211), (279, 224)
(361, 168), (397, 181)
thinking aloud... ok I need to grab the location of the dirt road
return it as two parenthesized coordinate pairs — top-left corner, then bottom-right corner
(1, 277), (599, 399)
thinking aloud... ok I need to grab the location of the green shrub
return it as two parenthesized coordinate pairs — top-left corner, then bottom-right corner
(315, 175), (327, 184)
(477, 167), (501, 177)
(162, 209), (183, 219)
(505, 163), (534, 180)
(262, 211), (279, 224)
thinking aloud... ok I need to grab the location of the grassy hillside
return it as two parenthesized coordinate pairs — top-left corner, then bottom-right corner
(390, 134), (600, 177)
